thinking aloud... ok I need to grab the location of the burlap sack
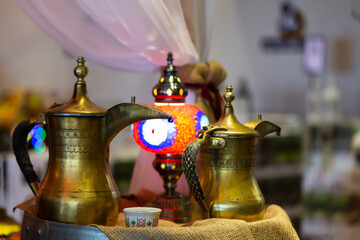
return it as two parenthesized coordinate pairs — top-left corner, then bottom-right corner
(16, 198), (298, 239)
(177, 60), (227, 123)
(95, 205), (299, 240)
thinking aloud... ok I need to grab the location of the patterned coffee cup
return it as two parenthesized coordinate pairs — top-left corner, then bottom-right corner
(123, 207), (162, 227)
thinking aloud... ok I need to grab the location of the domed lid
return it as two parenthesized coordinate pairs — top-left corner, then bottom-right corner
(152, 53), (188, 102)
(211, 85), (259, 138)
(44, 57), (106, 117)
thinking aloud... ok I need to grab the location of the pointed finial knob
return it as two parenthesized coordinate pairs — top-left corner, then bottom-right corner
(164, 52), (176, 76)
(167, 52), (173, 65)
(224, 85), (235, 106)
(154, 52), (187, 102)
(74, 57), (88, 82)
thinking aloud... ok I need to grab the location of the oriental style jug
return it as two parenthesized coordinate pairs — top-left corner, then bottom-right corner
(11, 57), (171, 226)
(182, 85), (281, 221)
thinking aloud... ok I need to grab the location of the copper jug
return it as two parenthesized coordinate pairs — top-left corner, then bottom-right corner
(182, 85), (281, 221)
(11, 57), (171, 226)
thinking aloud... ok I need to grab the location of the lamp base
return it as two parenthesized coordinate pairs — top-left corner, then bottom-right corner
(149, 154), (190, 223)
(146, 191), (190, 223)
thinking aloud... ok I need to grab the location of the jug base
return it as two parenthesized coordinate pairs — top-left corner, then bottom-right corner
(211, 209), (265, 221)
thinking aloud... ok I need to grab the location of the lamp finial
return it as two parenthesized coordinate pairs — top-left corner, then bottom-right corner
(153, 53), (188, 102)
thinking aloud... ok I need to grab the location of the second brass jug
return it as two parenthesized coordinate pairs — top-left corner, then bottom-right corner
(182, 85), (280, 221)
(11, 57), (171, 226)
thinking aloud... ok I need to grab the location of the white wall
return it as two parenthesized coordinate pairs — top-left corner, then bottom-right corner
(1, 0), (360, 117)
(0, 1), (158, 109)
(209, 0), (360, 116)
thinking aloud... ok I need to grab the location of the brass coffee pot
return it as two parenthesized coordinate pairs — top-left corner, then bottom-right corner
(182, 85), (280, 221)
(11, 57), (171, 226)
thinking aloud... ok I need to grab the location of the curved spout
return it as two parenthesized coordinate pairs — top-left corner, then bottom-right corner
(104, 102), (172, 146)
(244, 114), (281, 138)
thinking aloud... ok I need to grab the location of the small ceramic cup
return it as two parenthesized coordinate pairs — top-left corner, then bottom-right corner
(123, 207), (162, 227)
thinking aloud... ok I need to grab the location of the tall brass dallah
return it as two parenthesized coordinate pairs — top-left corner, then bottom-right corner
(11, 57), (171, 226)
(182, 85), (281, 221)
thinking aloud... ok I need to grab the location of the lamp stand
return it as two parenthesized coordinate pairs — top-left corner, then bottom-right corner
(147, 154), (190, 223)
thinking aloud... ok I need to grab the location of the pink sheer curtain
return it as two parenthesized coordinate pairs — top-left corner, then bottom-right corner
(15, 0), (215, 197)
(14, 0), (199, 72)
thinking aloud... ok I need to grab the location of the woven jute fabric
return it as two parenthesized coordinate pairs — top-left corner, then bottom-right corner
(95, 205), (299, 240)
(15, 198), (298, 239)
(176, 60), (227, 123)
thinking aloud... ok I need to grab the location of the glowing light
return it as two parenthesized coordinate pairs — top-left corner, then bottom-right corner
(154, 102), (184, 107)
(196, 112), (210, 132)
(132, 103), (209, 155)
(27, 125), (47, 154)
(142, 119), (175, 146)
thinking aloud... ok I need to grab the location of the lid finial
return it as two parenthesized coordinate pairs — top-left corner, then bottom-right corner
(164, 52), (177, 76)
(152, 52), (187, 102)
(224, 85), (235, 106)
(212, 85), (260, 137)
(167, 52), (173, 64)
(74, 57), (88, 83)
(44, 57), (106, 115)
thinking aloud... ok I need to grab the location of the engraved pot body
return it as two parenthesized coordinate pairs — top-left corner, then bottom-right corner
(37, 115), (119, 225)
(11, 57), (171, 226)
(191, 136), (264, 221)
(182, 85), (280, 222)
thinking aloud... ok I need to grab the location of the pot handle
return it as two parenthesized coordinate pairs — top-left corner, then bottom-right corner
(182, 125), (227, 215)
(11, 119), (41, 196)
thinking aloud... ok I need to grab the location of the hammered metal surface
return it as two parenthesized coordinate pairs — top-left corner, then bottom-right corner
(12, 57), (172, 226)
(183, 85), (281, 221)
